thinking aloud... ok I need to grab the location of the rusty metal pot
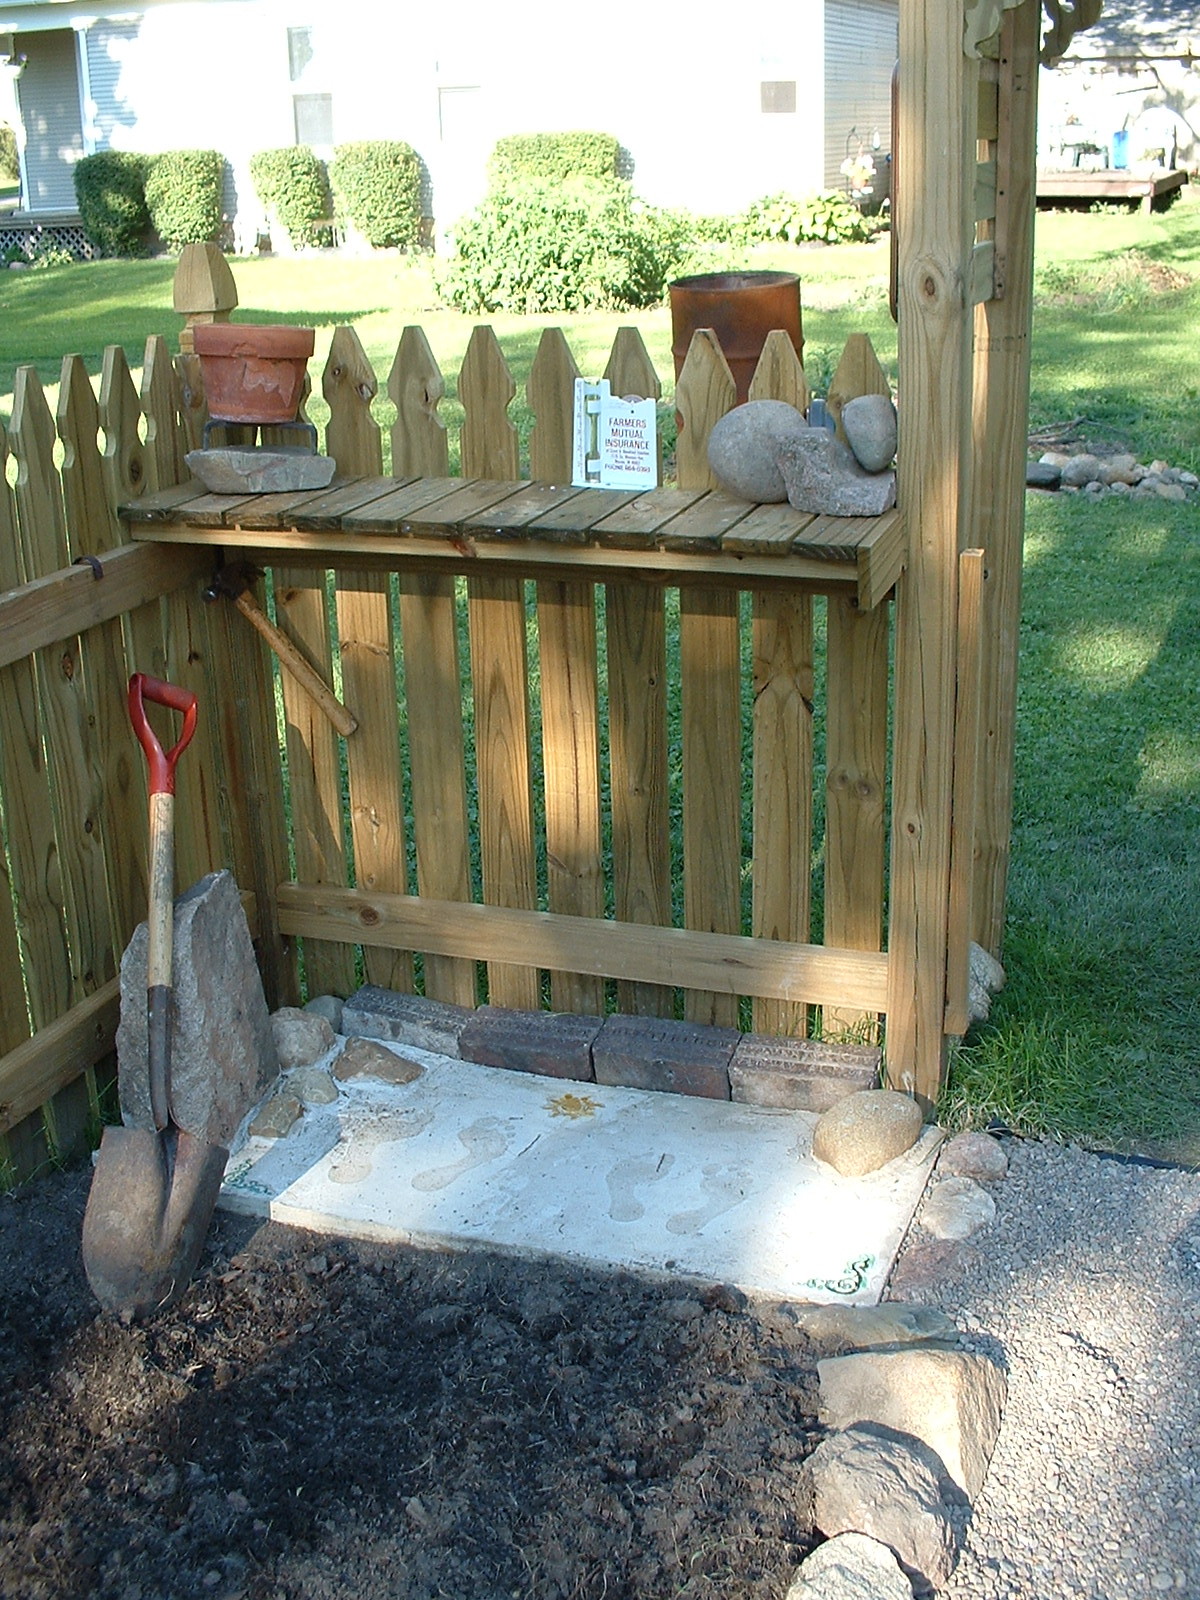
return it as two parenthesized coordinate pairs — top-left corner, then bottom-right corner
(669, 271), (804, 405)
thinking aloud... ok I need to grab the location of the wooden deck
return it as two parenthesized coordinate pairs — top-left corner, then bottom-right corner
(122, 475), (907, 610)
(1036, 168), (1188, 210)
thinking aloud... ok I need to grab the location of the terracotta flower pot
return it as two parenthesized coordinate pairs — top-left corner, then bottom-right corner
(193, 323), (315, 425)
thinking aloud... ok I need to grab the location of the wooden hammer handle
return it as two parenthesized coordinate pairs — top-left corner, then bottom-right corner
(234, 591), (358, 737)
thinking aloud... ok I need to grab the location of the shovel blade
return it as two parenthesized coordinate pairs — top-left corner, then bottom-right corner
(82, 1123), (229, 1319)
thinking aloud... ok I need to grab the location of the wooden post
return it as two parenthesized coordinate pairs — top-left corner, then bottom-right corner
(886, 0), (978, 1102)
(969, 0), (1041, 956)
(173, 242), (238, 354)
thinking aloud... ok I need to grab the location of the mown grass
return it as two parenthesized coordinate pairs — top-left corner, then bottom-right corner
(2, 198), (1199, 1156)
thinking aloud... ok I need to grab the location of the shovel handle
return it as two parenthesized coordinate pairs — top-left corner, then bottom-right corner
(129, 674), (198, 796)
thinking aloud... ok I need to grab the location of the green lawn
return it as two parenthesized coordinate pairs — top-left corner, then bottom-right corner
(2, 199), (1199, 1157)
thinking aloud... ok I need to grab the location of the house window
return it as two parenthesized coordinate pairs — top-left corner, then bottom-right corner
(294, 93), (332, 146)
(287, 26), (313, 83)
(761, 81), (797, 114)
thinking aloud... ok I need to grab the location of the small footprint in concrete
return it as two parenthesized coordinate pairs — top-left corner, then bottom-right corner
(328, 1107), (434, 1185)
(666, 1162), (749, 1235)
(606, 1151), (675, 1222)
(411, 1118), (509, 1192)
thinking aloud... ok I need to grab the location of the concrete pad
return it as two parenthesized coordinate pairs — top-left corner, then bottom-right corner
(219, 1045), (941, 1305)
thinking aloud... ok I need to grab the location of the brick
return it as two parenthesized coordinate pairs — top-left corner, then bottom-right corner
(458, 1006), (602, 1081)
(340, 986), (472, 1057)
(592, 1014), (737, 1100)
(729, 1034), (880, 1112)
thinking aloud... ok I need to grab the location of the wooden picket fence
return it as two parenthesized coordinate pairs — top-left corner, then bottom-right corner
(0, 304), (902, 1183)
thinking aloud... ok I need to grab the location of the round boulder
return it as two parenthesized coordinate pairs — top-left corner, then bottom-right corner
(841, 393), (898, 473)
(271, 1005), (336, 1070)
(707, 399), (809, 502)
(812, 1089), (923, 1177)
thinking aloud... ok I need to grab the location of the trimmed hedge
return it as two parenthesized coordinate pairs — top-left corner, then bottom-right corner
(329, 140), (422, 249)
(486, 132), (621, 188)
(73, 150), (152, 257)
(249, 146), (332, 247)
(144, 148), (224, 248)
(438, 178), (672, 315)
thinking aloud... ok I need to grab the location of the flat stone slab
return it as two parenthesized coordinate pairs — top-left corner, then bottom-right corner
(220, 1048), (942, 1305)
(185, 448), (336, 494)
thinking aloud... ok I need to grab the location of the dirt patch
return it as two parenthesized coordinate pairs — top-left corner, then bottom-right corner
(0, 1168), (820, 1600)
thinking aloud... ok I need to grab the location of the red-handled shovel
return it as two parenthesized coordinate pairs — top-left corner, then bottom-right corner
(82, 675), (229, 1319)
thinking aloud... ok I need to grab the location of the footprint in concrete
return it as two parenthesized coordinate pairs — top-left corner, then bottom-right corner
(411, 1118), (509, 1192)
(328, 1107), (434, 1186)
(666, 1162), (749, 1236)
(606, 1151), (675, 1222)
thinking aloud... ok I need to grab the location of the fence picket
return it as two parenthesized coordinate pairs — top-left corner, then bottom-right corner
(680, 586), (742, 1028)
(606, 583), (673, 1017)
(469, 576), (540, 1008)
(57, 356), (147, 950)
(751, 590), (814, 1036)
(528, 328), (580, 485)
(824, 593), (889, 1037)
(538, 580), (605, 1014)
(674, 329), (736, 490)
(324, 326), (383, 476)
(329, 349), (412, 991)
(459, 327), (519, 481)
(141, 335), (186, 493)
(10, 367), (109, 1160)
(828, 333), (892, 443)
(389, 326), (450, 478)
(749, 329), (812, 414)
(102, 346), (168, 681)
(398, 574), (477, 1007)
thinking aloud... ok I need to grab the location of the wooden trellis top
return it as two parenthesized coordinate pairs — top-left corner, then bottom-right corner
(122, 475), (905, 609)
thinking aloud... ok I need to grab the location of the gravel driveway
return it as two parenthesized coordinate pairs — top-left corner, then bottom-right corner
(891, 1139), (1200, 1599)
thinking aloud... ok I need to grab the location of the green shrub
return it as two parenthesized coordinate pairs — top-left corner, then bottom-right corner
(437, 178), (672, 315)
(329, 140), (422, 249)
(742, 189), (879, 246)
(486, 131), (621, 188)
(73, 150), (152, 257)
(144, 148), (224, 248)
(249, 146), (332, 247)
(0, 122), (18, 183)
(2, 233), (74, 269)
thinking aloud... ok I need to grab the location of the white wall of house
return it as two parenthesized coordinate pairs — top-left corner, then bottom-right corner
(1, 0), (895, 240)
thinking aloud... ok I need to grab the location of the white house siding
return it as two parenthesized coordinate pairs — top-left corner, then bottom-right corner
(823, 0), (897, 189)
(2, 0), (899, 241)
(15, 26), (82, 209)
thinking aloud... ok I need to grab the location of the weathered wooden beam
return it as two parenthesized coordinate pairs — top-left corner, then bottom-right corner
(276, 884), (891, 1012)
(0, 541), (211, 671)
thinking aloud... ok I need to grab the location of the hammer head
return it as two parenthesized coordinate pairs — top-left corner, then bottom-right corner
(203, 560), (263, 604)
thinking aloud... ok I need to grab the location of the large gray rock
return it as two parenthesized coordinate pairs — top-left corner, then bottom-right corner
(185, 448), (336, 494)
(1059, 452), (1101, 487)
(706, 400), (810, 503)
(786, 1532), (914, 1600)
(777, 429), (897, 517)
(811, 1090), (923, 1177)
(809, 1425), (959, 1593)
(817, 1345), (1007, 1500)
(117, 870), (279, 1147)
(919, 1176), (996, 1241)
(841, 394), (897, 473)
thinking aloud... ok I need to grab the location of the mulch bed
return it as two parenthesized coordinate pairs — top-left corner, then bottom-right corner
(0, 1167), (822, 1600)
